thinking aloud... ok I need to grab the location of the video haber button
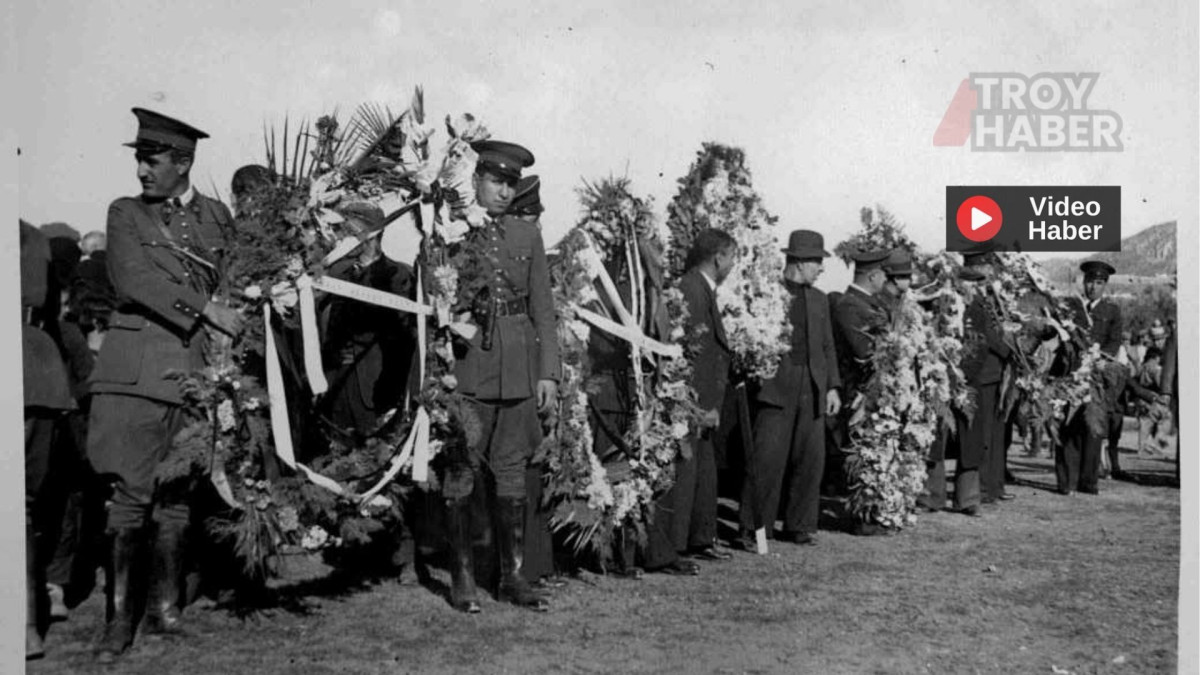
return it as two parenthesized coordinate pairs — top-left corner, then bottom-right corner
(946, 186), (1120, 253)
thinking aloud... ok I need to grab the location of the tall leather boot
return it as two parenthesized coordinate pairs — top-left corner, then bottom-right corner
(95, 528), (141, 664)
(142, 520), (186, 635)
(445, 499), (480, 613)
(496, 497), (548, 611)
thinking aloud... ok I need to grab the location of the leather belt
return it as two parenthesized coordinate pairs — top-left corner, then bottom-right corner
(493, 297), (529, 317)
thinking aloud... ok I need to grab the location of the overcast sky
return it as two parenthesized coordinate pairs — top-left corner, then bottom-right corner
(16, 0), (1197, 290)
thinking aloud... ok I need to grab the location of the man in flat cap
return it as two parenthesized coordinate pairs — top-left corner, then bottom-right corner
(828, 248), (889, 527)
(738, 230), (841, 548)
(877, 248), (914, 320)
(1055, 260), (1123, 495)
(87, 108), (241, 663)
(318, 201), (415, 435)
(954, 246), (1014, 515)
(438, 140), (558, 613)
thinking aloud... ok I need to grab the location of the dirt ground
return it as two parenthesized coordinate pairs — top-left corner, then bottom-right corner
(30, 422), (1180, 675)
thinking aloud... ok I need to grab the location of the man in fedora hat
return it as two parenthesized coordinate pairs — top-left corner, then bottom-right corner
(438, 140), (559, 613)
(86, 108), (241, 663)
(877, 248), (914, 319)
(1055, 259), (1122, 494)
(737, 230), (841, 548)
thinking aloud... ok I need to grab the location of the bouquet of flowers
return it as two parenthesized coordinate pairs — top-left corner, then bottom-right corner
(164, 87), (494, 579)
(538, 177), (699, 562)
(664, 143), (789, 382)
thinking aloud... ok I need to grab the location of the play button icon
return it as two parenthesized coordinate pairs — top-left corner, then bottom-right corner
(956, 195), (1003, 242)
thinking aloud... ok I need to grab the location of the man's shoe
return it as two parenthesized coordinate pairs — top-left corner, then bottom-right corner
(780, 531), (817, 546)
(689, 546), (732, 561)
(648, 560), (699, 576)
(855, 522), (890, 536)
(998, 492), (1016, 501)
(735, 531), (758, 552)
(960, 506), (982, 518)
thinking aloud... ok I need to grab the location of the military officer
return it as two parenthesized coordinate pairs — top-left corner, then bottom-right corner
(86, 109), (241, 663)
(739, 230), (841, 548)
(1055, 260), (1122, 494)
(954, 245), (1015, 514)
(438, 140), (559, 613)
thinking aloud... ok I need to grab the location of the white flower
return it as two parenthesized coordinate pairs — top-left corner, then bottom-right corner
(243, 285), (263, 300)
(217, 399), (236, 432)
(300, 525), (329, 551)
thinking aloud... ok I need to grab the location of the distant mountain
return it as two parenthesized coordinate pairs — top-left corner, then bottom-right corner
(1040, 220), (1176, 287)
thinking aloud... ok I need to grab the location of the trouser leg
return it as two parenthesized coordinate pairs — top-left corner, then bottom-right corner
(1106, 410), (1124, 475)
(687, 435), (718, 550)
(739, 406), (790, 536)
(783, 403), (824, 536)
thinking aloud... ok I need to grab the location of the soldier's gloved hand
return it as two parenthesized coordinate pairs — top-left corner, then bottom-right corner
(203, 301), (244, 337)
(536, 379), (558, 413)
(826, 389), (842, 417)
(702, 408), (720, 430)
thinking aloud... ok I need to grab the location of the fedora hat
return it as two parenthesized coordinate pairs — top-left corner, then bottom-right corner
(781, 230), (830, 260)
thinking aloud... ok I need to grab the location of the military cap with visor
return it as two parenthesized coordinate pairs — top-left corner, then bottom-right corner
(509, 175), (544, 217)
(123, 107), (210, 153)
(1079, 259), (1116, 281)
(471, 140), (535, 182)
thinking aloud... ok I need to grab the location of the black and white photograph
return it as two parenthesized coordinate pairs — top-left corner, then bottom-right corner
(8, 1), (1198, 673)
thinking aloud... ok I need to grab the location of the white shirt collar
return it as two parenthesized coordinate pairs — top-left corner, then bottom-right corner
(850, 282), (874, 296)
(700, 270), (717, 291)
(175, 183), (195, 206)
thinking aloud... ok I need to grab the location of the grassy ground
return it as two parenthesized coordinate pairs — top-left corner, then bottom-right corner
(30, 424), (1179, 675)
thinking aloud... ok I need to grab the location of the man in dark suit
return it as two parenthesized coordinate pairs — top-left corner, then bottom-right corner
(644, 228), (735, 574)
(22, 220), (77, 660)
(439, 141), (559, 613)
(1055, 260), (1122, 495)
(318, 201), (415, 435)
(955, 247), (1013, 515)
(738, 230), (841, 548)
(827, 249), (889, 525)
(86, 109), (242, 663)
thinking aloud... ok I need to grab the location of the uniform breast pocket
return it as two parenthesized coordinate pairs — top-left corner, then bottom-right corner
(504, 246), (534, 290)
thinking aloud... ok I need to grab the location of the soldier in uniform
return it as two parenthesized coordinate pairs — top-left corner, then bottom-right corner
(1055, 260), (1122, 495)
(738, 230), (841, 548)
(440, 141), (559, 613)
(86, 109), (242, 662)
(955, 246), (1014, 514)
(506, 174), (563, 588)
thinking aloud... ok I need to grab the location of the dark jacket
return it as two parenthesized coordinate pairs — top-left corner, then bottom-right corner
(454, 216), (560, 400)
(1062, 295), (1123, 357)
(20, 221), (75, 411)
(319, 257), (415, 430)
(961, 292), (1011, 387)
(831, 285), (886, 397)
(756, 282), (841, 414)
(88, 192), (231, 404)
(678, 268), (731, 412)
